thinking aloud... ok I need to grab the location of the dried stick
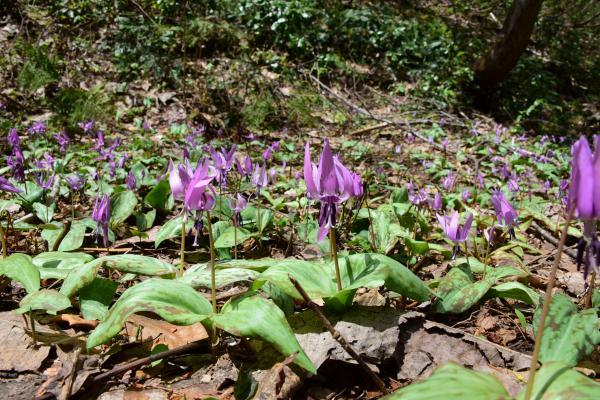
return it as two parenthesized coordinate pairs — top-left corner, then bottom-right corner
(530, 221), (577, 260)
(289, 276), (389, 394)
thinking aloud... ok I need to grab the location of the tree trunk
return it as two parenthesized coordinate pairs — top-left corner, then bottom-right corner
(473, 0), (544, 89)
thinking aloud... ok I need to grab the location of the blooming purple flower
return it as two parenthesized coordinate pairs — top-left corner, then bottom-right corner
(54, 131), (69, 152)
(28, 121), (47, 136)
(568, 136), (600, 280)
(442, 172), (456, 191)
(490, 190), (518, 239)
(235, 156), (253, 178)
(142, 120), (151, 131)
(211, 145), (236, 186)
(304, 139), (357, 241)
(437, 211), (473, 258)
(476, 172), (485, 189)
(508, 175), (520, 193)
(34, 155), (56, 190)
(0, 177), (21, 193)
(65, 174), (85, 191)
(409, 188), (429, 206)
(252, 164), (268, 191)
(183, 160), (216, 212)
(126, 171), (137, 191)
(92, 194), (110, 248)
(78, 120), (95, 133)
(229, 193), (248, 227)
(394, 144), (401, 154)
(461, 189), (471, 202)
(430, 192), (443, 211)
(484, 226), (495, 246)
(8, 128), (19, 148)
(294, 170), (302, 181)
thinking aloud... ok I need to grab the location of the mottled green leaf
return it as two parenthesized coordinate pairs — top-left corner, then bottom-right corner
(155, 215), (183, 248)
(15, 289), (71, 315)
(0, 253), (40, 293)
(110, 190), (138, 225)
(382, 363), (508, 400)
(41, 220), (88, 251)
(79, 277), (118, 320)
(213, 227), (255, 248)
(32, 251), (93, 280)
(212, 292), (316, 374)
(33, 202), (55, 223)
(180, 264), (259, 289)
(533, 293), (600, 366)
(144, 179), (171, 210)
(87, 279), (212, 348)
(487, 281), (540, 306)
(516, 362), (600, 399)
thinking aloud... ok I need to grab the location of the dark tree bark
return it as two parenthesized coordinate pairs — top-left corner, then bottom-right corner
(473, 0), (544, 89)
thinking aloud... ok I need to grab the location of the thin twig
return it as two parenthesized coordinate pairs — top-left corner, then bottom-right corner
(530, 221), (577, 260)
(289, 276), (389, 394)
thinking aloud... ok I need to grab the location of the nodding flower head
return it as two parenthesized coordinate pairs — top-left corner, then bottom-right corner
(0, 176), (21, 194)
(437, 211), (473, 258)
(126, 171), (137, 191)
(568, 136), (600, 280)
(8, 128), (19, 148)
(65, 174), (85, 191)
(92, 194), (110, 248)
(252, 163), (268, 190)
(490, 189), (518, 239)
(229, 193), (248, 227)
(54, 131), (70, 152)
(235, 155), (253, 178)
(304, 139), (359, 241)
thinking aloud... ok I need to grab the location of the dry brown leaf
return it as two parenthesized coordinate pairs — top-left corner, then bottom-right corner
(51, 314), (99, 329)
(125, 314), (208, 349)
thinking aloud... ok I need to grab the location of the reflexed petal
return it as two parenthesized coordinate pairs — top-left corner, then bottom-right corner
(304, 143), (318, 197)
(570, 137), (594, 218)
(318, 139), (338, 196)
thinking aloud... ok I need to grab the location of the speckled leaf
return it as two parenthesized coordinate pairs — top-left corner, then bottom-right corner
(382, 362), (508, 400)
(213, 227), (255, 248)
(180, 264), (259, 288)
(533, 293), (600, 366)
(155, 215), (183, 248)
(212, 292), (316, 374)
(0, 253), (40, 293)
(86, 254), (177, 276)
(516, 362), (600, 399)
(87, 279), (212, 348)
(487, 281), (540, 306)
(15, 289), (71, 315)
(110, 190), (138, 225)
(32, 251), (93, 280)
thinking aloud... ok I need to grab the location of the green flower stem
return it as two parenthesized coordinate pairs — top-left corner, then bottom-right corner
(180, 215), (186, 277)
(330, 227), (342, 291)
(206, 210), (217, 313)
(0, 223), (7, 259)
(233, 223), (238, 260)
(585, 272), (596, 308)
(524, 206), (574, 400)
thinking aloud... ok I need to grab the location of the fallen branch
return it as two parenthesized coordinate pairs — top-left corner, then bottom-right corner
(530, 221), (577, 260)
(289, 276), (389, 394)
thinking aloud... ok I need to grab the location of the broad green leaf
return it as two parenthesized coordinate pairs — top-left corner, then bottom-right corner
(533, 293), (600, 366)
(41, 220), (88, 251)
(33, 251), (93, 280)
(15, 181), (43, 205)
(79, 278), (118, 320)
(516, 362), (600, 399)
(241, 207), (272, 233)
(212, 293), (316, 374)
(60, 262), (100, 298)
(213, 227), (255, 248)
(436, 265), (526, 314)
(487, 281), (540, 306)
(87, 279), (212, 348)
(86, 254), (177, 276)
(0, 253), (40, 293)
(180, 264), (259, 288)
(382, 363), (508, 400)
(135, 209), (156, 231)
(33, 202), (55, 223)
(257, 253), (432, 303)
(144, 179), (170, 210)
(155, 215), (183, 248)
(110, 190), (138, 225)
(404, 238), (429, 255)
(15, 289), (71, 315)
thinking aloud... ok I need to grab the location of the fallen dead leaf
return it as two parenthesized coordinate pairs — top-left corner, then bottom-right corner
(51, 314), (99, 329)
(254, 353), (302, 400)
(125, 314), (208, 349)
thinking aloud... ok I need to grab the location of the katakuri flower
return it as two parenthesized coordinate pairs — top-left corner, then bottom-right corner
(0, 176), (21, 193)
(490, 189), (518, 239)
(126, 171), (137, 191)
(65, 174), (85, 191)
(229, 193), (248, 227)
(568, 136), (600, 280)
(304, 139), (356, 241)
(92, 194), (110, 248)
(437, 211), (473, 258)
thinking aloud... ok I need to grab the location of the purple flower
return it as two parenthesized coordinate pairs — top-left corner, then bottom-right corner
(92, 194), (110, 248)
(184, 160), (216, 212)
(8, 128), (19, 148)
(442, 172), (456, 191)
(34, 155), (56, 190)
(211, 145), (236, 186)
(476, 172), (485, 189)
(8, 145), (25, 183)
(54, 131), (69, 152)
(28, 121), (47, 136)
(142, 120), (151, 131)
(65, 174), (85, 191)
(229, 194), (248, 227)
(168, 160), (193, 201)
(235, 156), (253, 178)
(294, 170), (302, 181)
(568, 136), (600, 280)
(394, 144), (401, 154)
(269, 167), (278, 183)
(78, 120), (95, 133)
(508, 174), (520, 193)
(484, 227), (495, 246)
(304, 139), (356, 241)
(461, 189), (471, 202)
(252, 164), (268, 191)
(126, 171), (137, 191)
(430, 192), (443, 211)
(490, 190), (518, 239)
(437, 211), (473, 258)
(0, 177), (21, 193)
(409, 188), (429, 206)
